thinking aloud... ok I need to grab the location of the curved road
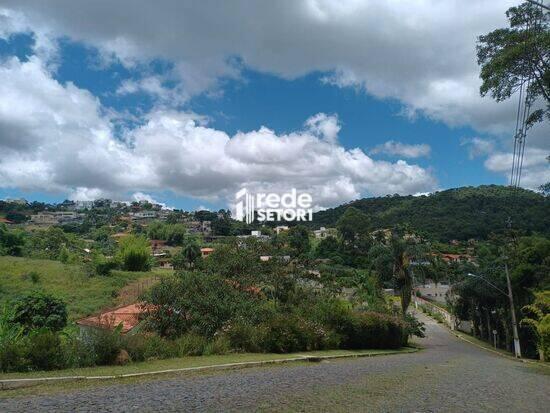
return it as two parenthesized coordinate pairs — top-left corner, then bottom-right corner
(1, 314), (548, 412)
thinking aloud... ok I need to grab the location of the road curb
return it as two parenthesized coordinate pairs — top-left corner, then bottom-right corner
(0, 348), (418, 390)
(452, 332), (549, 367)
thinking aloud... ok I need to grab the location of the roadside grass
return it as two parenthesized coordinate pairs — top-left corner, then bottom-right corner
(0, 256), (170, 320)
(0, 348), (416, 381)
(0, 348), (418, 398)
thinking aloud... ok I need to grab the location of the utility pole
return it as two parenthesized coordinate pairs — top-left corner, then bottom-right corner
(504, 262), (522, 358)
(467, 271), (522, 358)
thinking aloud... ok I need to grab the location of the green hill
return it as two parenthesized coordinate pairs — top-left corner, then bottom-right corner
(0, 256), (164, 320)
(311, 185), (549, 241)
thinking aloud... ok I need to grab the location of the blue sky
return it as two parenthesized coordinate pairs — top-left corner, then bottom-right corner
(0, 1), (547, 211)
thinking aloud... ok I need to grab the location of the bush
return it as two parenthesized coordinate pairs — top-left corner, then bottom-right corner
(85, 325), (124, 365)
(12, 292), (68, 332)
(24, 329), (65, 371)
(342, 312), (405, 350)
(146, 272), (259, 339)
(204, 335), (232, 355)
(223, 320), (262, 353)
(90, 254), (120, 276)
(257, 314), (335, 353)
(116, 235), (151, 272)
(124, 334), (177, 361)
(175, 333), (208, 356)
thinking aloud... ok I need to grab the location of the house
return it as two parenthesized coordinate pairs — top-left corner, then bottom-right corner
(200, 247), (214, 258)
(150, 239), (167, 252)
(30, 212), (60, 225)
(77, 303), (148, 334)
(0, 217), (13, 224)
(313, 227), (337, 239)
(414, 281), (450, 304)
(73, 200), (94, 210)
(5, 198), (27, 205)
(275, 225), (289, 234)
(434, 253), (476, 264)
(131, 211), (157, 220)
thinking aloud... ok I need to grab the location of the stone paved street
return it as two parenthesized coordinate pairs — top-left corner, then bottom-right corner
(1, 314), (548, 412)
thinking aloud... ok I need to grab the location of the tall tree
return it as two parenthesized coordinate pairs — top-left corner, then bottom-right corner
(477, 2), (549, 127)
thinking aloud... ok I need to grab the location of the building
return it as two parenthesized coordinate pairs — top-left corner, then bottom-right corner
(200, 247), (214, 258)
(415, 281), (450, 304)
(30, 211), (80, 225)
(0, 217), (13, 224)
(434, 253), (476, 264)
(313, 227), (337, 239)
(77, 303), (147, 334)
(131, 211), (157, 220)
(4, 198), (27, 205)
(73, 200), (94, 210)
(275, 225), (289, 234)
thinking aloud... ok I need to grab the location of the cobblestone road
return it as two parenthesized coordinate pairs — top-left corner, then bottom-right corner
(1, 314), (548, 412)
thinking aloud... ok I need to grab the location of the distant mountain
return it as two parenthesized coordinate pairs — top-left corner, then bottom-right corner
(310, 185), (550, 241)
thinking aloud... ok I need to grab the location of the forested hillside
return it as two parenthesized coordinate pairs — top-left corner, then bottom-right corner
(311, 185), (549, 241)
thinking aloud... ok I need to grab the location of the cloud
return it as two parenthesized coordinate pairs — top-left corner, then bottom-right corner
(483, 148), (550, 189)
(460, 137), (496, 159)
(0, 56), (438, 208)
(3, 0), (546, 140)
(370, 141), (431, 159)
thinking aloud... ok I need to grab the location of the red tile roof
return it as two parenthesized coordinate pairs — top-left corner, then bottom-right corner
(77, 303), (148, 333)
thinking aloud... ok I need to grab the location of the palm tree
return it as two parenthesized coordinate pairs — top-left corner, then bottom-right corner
(390, 237), (412, 314)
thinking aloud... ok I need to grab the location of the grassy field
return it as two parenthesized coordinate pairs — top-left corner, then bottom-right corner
(0, 256), (170, 320)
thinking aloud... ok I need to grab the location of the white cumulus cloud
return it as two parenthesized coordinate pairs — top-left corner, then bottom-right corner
(0, 56), (438, 208)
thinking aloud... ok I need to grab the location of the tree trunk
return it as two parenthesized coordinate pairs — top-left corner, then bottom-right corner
(501, 313), (512, 352)
(486, 309), (492, 345)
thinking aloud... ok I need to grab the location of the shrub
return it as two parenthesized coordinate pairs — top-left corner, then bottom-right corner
(256, 314), (335, 353)
(12, 292), (68, 332)
(174, 333), (208, 356)
(146, 272), (259, 339)
(342, 312), (405, 350)
(24, 329), (65, 371)
(223, 320), (262, 353)
(119, 333), (177, 362)
(116, 235), (151, 272)
(0, 306), (26, 372)
(85, 325), (124, 365)
(204, 335), (232, 355)
(90, 254), (119, 276)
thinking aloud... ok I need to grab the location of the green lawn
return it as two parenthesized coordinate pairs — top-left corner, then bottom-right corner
(0, 348), (416, 381)
(0, 256), (168, 320)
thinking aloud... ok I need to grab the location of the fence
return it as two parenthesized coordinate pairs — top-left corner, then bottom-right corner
(413, 296), (455, 330)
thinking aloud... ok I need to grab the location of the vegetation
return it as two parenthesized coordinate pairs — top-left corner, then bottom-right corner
(0, 256), (157, 320)
(477, 1), (549, 127)
(311, 186), (549, 242)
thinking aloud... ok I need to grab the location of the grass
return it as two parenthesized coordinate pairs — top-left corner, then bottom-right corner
(0, 348), (416, 381)
(0, 348), (418, 399)
(0, 256), (170, 320)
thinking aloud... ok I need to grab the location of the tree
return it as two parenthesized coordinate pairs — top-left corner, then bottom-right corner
(116, 235), (151, 272)
(11, 293), (68, 332)
(145, 272), (258, 338)
(477, 2), (549, 127)
(520, 291), (550, 361)
(336, 207), (370, 245)
(315, 236), (343, 262)
(288, 225), (311, 256)
(173, 242), (202, 270)
(0, 224), (25, 256)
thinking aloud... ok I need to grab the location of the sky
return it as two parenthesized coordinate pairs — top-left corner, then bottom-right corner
(0, 0), (548, 211)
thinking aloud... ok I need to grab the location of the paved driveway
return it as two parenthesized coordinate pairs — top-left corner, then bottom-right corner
(1, 314), (548, 412)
